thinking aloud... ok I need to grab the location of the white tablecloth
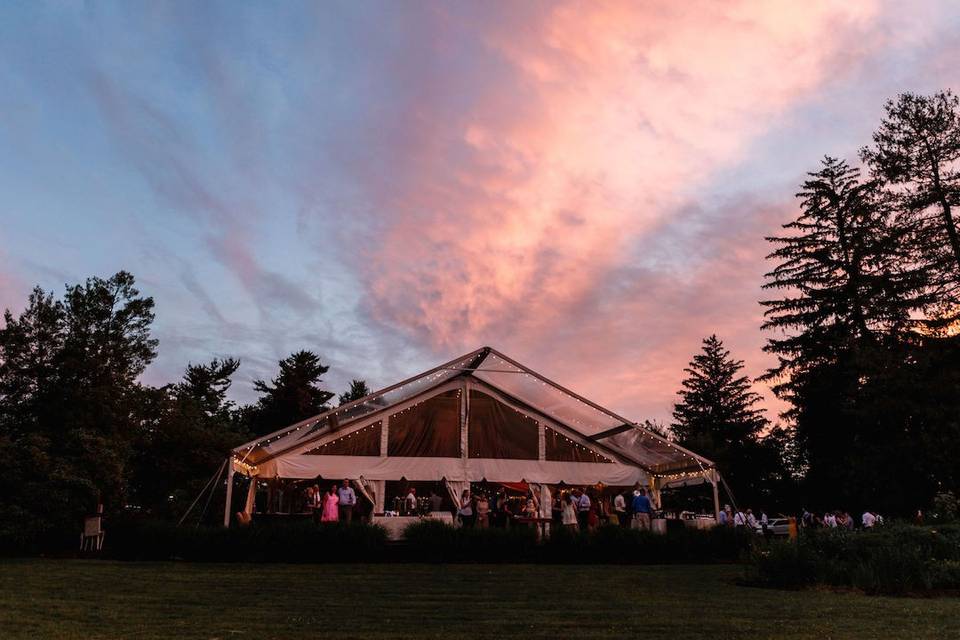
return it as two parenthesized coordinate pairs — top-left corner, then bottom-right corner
(372, 512), (454, 540)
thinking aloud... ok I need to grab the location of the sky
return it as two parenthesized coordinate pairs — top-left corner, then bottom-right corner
(2, 1), (959, 424)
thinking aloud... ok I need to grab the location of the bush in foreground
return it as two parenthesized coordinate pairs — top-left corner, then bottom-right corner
(748, 524), (960, 595)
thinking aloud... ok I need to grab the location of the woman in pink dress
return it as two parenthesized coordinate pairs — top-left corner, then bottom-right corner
(321, 484), (339, 522)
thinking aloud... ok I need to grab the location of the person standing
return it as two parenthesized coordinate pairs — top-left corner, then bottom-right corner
(321, 484), (339, 523)
(733, 509), (746, 528)
(337, 479), (356, 524)
(613, 492), (627, 528)
(862, 510), (876, 529)
(405, 487), (418, 515)
(843, 512), (855, 530)
(458, 489), (474, 527)
(476, 494), (491, 528)
(632, 488), (652, 531)
(576, 489), (591, 531)
(561, 493), (579, 532)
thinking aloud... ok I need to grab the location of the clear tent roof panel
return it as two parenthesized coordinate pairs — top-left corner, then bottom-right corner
(472, 352), (624, 436)
(234, 351), (479, 464)
(234, 347), (713, 474)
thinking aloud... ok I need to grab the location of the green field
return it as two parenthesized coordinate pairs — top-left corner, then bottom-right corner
(1, 560), (958, 639)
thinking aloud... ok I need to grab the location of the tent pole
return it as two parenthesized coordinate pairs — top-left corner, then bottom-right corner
(223, 459), (235, 527)
(711, 470), (720, 522)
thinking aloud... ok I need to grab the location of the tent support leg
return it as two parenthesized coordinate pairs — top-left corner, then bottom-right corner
(223, 461), (235, 527)
(244, 476), (257, 515)
(711, 470), (720, 522)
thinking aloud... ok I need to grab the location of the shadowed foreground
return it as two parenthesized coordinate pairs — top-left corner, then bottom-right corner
(1, 560), (958, 639)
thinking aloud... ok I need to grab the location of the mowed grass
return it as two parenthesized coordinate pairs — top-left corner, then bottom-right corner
(1, 560), (958, 639)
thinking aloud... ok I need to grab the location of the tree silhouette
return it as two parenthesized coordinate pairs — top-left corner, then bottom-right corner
(339, 379), (371, 406)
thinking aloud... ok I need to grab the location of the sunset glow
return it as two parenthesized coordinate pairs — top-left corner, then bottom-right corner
(2, 1), (959, 422)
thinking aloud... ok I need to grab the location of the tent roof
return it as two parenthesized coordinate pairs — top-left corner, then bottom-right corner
(232, 346), (713, 475)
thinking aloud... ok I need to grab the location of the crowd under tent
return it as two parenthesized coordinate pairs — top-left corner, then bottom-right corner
(225, 347), (720, 528)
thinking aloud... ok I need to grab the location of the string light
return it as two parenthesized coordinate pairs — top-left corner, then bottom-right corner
(232, 458), (258, 474)
(304, 421), (382, 455)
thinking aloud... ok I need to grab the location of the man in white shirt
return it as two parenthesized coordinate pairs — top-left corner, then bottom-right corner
(746, 509), (758, 530)
(337, 479), (357, 523)
(862, 510), (876, 528)
(613, 493), (627, 528)
(405, 487), (418, 515)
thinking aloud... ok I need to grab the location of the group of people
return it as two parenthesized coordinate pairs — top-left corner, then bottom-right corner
(801, 508), (883, 530)
(559, 486), (656, 532)
(717, 505), (770, 532)
(455, 488), (539, 528)
(302, 479), (357, 524)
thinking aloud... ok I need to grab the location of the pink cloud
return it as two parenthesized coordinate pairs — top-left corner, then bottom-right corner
(346, 1), (886, 420)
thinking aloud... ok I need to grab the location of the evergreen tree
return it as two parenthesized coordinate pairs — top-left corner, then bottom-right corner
(671, 335), (773, 504)
(132, 358), (249, 519)
(761, 157), (934, 512)
(861, 90), (960, 327)
(339, 379), (371, 406)
(761, 157), (926, 402)
(245, 350), (335, 436)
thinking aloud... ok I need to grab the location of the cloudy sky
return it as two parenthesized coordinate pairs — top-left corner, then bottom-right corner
(2, 1), (958, 423)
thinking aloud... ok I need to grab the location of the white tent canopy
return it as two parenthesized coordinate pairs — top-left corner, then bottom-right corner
(225, 347), (717, 524)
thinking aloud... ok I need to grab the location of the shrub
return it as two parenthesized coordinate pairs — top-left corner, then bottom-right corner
(749, 524), (960, 595)
(932, 491), (959, 524)
(748, 540), (819, 589)
(404, 521), (755, 564)
(108, 517), (388, 562)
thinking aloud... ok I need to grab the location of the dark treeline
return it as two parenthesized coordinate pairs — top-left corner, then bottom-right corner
(672, 90), (960, 517)
(0, 272), (353, 547)
(1, 90), (959, 550)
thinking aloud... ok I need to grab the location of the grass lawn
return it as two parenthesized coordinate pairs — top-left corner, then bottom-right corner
(1, 560), (958, 639)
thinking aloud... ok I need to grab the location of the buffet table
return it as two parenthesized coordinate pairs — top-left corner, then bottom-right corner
(372, 512), (454, 541)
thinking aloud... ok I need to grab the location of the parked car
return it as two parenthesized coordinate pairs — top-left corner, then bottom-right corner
(753, 517), (791, 536)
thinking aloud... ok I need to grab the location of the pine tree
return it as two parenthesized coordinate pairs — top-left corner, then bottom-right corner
(338, 379), (371, 406)
(761, 157), (933, 511)
(671, 335), (772, 504)
(132, 358), (249, 520)
(861, 90), (960, 327)
(761, 157), (927, 402)
(245, 350), (335, 435)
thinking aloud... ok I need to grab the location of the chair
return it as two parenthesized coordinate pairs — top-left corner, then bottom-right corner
(80, 515), (105, 551)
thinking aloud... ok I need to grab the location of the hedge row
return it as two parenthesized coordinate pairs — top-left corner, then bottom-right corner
(105, 518), (755, 564)
(402, 520), (754, 563)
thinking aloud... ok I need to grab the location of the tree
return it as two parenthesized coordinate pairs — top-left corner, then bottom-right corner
(0, 272), (157, 548)
(338, 379), (371, 406)
(761, 157), (938, 512)
(861, 90), (960, 327)
(761, 157), (927, 401)
(132, 358), (249, 520)
(244, 350), (335, 436)
(671, 335), (774, 505)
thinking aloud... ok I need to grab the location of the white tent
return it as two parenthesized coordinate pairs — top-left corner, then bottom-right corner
(225, 347), (718, 525)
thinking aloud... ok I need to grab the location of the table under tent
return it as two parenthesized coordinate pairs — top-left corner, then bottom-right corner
(225, 347), (720, 532)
